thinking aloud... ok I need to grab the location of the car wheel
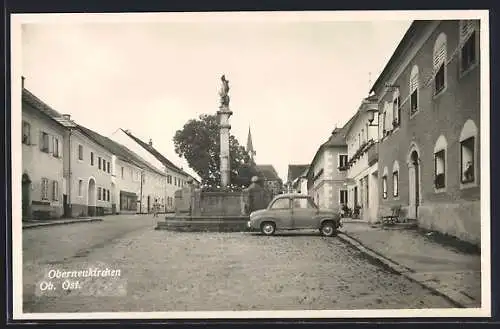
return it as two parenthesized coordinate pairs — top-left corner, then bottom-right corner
(320, 221), (337, 237)
(261, 222), (276, 236)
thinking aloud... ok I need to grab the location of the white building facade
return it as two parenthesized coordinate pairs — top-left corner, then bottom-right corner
(22, 90), (66, 219)
(344, 95), (380, 222)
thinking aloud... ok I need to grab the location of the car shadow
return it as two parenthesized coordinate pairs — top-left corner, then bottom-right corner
(247, 230), (334, 237)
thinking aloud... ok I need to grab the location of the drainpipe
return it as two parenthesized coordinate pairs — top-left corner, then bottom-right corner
(67, 128), (73, 217)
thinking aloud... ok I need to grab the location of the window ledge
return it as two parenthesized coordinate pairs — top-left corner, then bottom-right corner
(459, 62), (478, 80)
(434, 187), (447, 193)
(460, 181), (478, 190)
(410, 109), (420, 120)
(433, 85), (447, 100)
(392, 195), (400, 201)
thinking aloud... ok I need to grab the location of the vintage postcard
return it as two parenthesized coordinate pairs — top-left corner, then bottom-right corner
(10, 10), (490, 320)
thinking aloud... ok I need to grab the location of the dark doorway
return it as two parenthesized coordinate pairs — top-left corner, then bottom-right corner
(63, 194), (70, 218)
(22, 173), (31, 219)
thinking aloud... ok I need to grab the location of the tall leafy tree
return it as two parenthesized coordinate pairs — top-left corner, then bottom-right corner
(173, 114), (257, 188)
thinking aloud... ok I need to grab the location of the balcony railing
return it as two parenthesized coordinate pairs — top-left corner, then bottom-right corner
(367, 141), (378, 166)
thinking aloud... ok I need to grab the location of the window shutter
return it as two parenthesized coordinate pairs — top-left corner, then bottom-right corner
(460, 20), (475, 43)
(48, 135), (54, 154)
(39, 131), (44, 151)
(410, 73), (419, 92)
(433, 43), (446, 69)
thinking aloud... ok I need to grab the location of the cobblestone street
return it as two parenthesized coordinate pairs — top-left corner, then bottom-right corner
(23, 215), (455, 313)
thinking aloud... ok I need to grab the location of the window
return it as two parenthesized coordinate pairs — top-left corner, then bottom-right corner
(78, 179), (83, 197)
(107, 162), (110, 173)
(167, 175), (172, 184)
(433, 33), (447, 95)
(382, 176), (387, 199)
(459, 120), (477, 186)
(52, 138), (60, 157)
(461, 137), (475, 183)
(392, 91), (401, 127)
(52, 181), (59, 201)
(98, 157), (102, 169)
(22, 121), (31, 144)
(41, 178), (49, 200)
(434, 150), (446, 189)
(410, 65), (419, 115)
(392, 171), (399, 197)
(40, 132), (50, 153)
(102, 159), (106, 171)
(340, 190), (348, 204)
(293, 197), (316, 209)
(270, 198), (291, 210)
(107, 189), (110, 202)
(98, 187), (102, 201)
(78, 145), (83, 160)
(121, 167), (124, 179)
(339, 154), (348, 169)
(90, 152), (94, 165)
(460, 20), (477, 72)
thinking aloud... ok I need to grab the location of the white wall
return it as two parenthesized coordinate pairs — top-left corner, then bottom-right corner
(22, 109), (65, 216)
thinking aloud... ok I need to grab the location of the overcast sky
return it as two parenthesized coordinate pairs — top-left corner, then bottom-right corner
(21, 13), (412, 182)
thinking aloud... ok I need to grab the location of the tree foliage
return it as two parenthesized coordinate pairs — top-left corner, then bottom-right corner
(173, 114), (259, 188)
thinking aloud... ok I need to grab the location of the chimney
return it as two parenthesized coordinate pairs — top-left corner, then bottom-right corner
(149, 138), (153, 147)
(21, 76), (25, 89)
(62, 114), (71, 121)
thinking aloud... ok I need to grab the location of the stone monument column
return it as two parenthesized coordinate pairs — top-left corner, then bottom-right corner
(217, 75), (233, 188)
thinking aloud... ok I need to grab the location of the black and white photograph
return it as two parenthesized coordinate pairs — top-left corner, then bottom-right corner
(10, 10), (490, 320)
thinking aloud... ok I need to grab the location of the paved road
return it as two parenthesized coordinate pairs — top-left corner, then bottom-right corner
(23, 215), (455, 313)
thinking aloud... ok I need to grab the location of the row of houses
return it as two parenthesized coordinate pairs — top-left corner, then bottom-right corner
(287, 19), (481, 245)
(21, 82), (198, 220)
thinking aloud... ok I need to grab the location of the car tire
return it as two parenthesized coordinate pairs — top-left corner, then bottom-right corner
(320, 221), (337, 237)
(261, 221), (276, 236)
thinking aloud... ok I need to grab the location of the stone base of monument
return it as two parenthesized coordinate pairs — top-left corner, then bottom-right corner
(156, 178), (272, 233)
(155, 215), (249, 232)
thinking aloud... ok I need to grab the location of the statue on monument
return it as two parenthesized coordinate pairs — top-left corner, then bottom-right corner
(219, 74), (230, 107)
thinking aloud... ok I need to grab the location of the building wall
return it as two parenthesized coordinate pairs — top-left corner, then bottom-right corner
(66, 130), (114, 217)
(140, 169), (167, 213)
(345, 110), (380, 222)
(165, 169), (190, 212)
(114, 157), (142, 213)
(374, 20), (481, 244)
(309, 147), (347, 210)
(111, 129), (190, 212)
(22, 105), (65, 219)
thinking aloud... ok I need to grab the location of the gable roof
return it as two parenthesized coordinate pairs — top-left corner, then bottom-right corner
(256, 164), (281, 182)
(287, 164), (309, 183)
(369, 21), (429, 94)
(306, 126), (347, 178)
(76, 125), (165, 176)
(120, 129), (186, 176)
(22, 88), (71, 128)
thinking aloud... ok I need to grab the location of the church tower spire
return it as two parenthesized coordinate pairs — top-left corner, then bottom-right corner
(246, 126), (256, 162)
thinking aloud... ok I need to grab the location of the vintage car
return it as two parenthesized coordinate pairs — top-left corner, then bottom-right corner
(247, 193), (342, 236)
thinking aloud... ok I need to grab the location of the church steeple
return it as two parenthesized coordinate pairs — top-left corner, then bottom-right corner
(246, 126), (256, 161)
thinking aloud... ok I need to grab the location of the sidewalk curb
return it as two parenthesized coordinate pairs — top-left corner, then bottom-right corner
(337, 231), (468, 309)
(23, 218), (103, 229)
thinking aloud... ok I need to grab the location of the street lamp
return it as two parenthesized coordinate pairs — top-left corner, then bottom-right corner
(367, 107), (379, 127)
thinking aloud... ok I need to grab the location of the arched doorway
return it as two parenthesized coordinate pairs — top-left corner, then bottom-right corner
(22, 173), (32, 219)
(88, 178), (96, 216)
(408, 147), (421, 220)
